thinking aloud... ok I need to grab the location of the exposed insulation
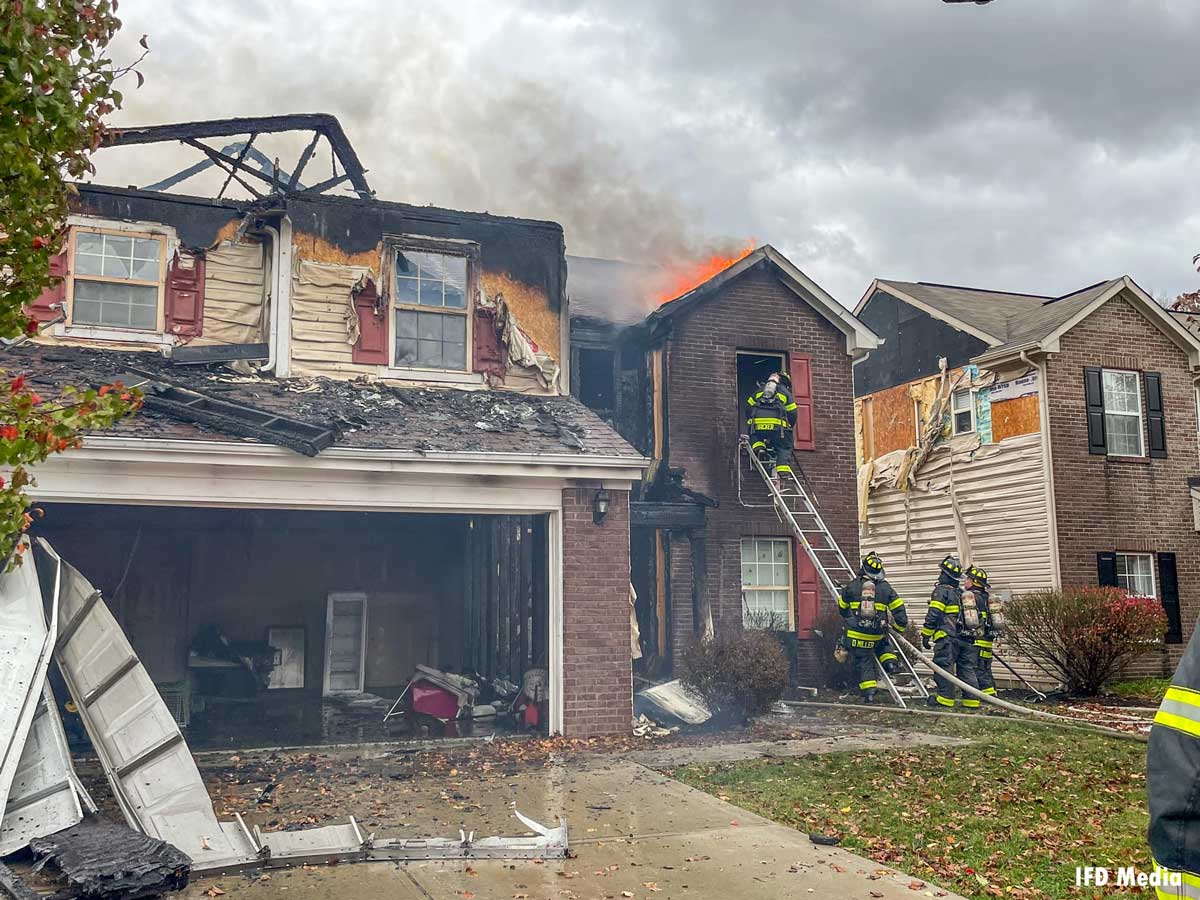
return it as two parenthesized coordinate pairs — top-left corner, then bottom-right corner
(862, 432), (1055, 686)
(292, 231), (382, 269)
(199, 239), (266, 345)
(289, 258), (373, 378)
(853, 398), (866, 466)
(975, 387), (993, 444)
(991, 394), (1041, 442)
(482, 271), (560, 360)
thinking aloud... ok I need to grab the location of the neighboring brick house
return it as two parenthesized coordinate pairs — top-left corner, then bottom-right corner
(568, 246), (878, 676)
(853, 276), (1200, 681)
(19, 116), (646, 741)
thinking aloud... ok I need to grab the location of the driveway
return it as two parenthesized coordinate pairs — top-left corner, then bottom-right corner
(180, 731), (966, 900)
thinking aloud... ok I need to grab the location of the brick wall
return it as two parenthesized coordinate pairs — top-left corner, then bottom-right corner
(561, 486), (632, 736)
(663, 266), (860, 658)
(1046, 292), (1200, 677)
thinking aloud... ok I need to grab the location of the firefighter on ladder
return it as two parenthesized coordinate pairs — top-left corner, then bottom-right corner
(922, 554), (981, 709)
(745, 371), (797, 485)
(838, 552), (908, 703)
(964, 565), (997, 698)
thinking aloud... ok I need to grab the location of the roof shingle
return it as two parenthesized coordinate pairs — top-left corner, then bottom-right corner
(7, 344), (644, 460)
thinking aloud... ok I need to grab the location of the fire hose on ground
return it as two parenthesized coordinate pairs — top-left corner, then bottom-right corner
(883, 629), (1150, 743)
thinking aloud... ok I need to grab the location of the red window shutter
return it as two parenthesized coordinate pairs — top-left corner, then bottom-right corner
(351, 277), (388, 365)
(794, 543), (819, 638)
(28, 251), (68, 323)
(790, 353), (815, 450)
(165, 250), (205, 338)
(472, 306), (507, 380)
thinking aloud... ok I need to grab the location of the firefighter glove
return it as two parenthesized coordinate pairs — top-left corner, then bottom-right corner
(921, 634), (932, 651)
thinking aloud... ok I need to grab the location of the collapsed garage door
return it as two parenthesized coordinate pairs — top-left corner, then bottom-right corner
(35, 504), (550, 748)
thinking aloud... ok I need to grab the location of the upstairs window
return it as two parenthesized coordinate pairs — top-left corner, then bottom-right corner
(951, 388), (975, 435)
(1101, 369), (1143, 457)
(70, 229), (164, 330)
(393, 249), (468, 371)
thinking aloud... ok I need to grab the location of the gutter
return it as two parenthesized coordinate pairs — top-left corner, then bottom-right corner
(1022, 348), (1062, 590)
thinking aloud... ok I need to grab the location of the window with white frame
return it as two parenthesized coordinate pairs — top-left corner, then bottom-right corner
(1116, 552), (1156, 598)
(393, 248), (469, 371)
(951, 388), (975, 435)
(70, 228), (164, 330)
(1101, 369), (1144, 457)
(740, 537), (793, 629)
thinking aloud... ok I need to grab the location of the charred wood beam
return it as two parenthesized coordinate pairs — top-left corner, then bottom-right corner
(688, 529), (710, 639)
(289, 131), (322, 190)
(217, 132), (257, 200)
(299, 171), (354, 195)
(184, 139), (278, 189)
(105, 113), (373, 197)
(183, 140), (265, 199)
(630, 501), (706, 529)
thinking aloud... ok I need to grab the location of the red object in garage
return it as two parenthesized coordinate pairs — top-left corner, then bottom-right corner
(410, 681), (461, 721)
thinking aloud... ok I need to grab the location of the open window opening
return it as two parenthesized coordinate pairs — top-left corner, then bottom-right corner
(736, 351), (787, 428)
(36, 504), (552, 750)
(578, 347), (616, 414)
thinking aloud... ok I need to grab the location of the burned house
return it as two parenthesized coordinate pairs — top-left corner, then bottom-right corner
(567, 246), (879, 675)
(853, 276), (1200, 680)
(18, 115), (646, 742)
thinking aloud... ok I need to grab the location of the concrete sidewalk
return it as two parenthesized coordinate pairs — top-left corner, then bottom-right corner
(181, 750), (965, 900)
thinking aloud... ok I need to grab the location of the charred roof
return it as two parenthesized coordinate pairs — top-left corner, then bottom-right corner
(8, 344), (640, 459)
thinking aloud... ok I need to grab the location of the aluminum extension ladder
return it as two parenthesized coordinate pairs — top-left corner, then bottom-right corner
(737, 437), (928, 707)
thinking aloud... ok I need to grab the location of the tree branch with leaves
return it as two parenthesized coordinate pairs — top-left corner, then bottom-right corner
(0, 0), (145, 563)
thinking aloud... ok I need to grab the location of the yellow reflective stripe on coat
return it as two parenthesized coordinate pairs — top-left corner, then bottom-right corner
(1155, 686), (1200, 739)
(1151, 861), (1197, 899)
(846, 630), (883, 642)
(749, 417), (786, 426)
(929, 599), (947, 612)
(974, 639), (994, 648)
(888, 597), (905, 610)
(784, 402), (798, 412)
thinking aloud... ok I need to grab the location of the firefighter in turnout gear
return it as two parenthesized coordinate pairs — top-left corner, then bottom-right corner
(965, 565), (998, 697)
(838, 552), (908, 703)
(922, 554), (981, 708)
(1148, 623), (1200, 892)
(745, 371), (798, 479)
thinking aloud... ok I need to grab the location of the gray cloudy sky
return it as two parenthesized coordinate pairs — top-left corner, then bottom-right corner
(90, 0), (1200, 306)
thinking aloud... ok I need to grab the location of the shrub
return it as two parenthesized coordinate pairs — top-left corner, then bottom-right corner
(811, 603), (853, 689)
(680, 629), (791, 723)
(1004, 586), (1167, 695)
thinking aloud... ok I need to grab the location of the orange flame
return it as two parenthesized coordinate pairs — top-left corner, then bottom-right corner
(653, 240), (757, 306)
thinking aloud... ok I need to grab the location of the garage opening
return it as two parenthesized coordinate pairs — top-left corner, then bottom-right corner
(36, 504), (551, 750)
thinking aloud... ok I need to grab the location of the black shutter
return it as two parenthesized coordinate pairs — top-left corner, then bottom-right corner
(1085, 367), (1107, 455)
(1097, 551), (1117, 587)
(1145, 372), (1167, 459)
(1159, 552), (1183, 644)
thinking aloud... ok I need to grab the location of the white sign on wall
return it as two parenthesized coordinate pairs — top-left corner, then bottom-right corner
(990, 373), (1038, 403)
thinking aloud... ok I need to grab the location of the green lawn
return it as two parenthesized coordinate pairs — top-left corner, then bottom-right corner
(1107, 677), (1169, 704)
(674, 712), (1150, 900)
